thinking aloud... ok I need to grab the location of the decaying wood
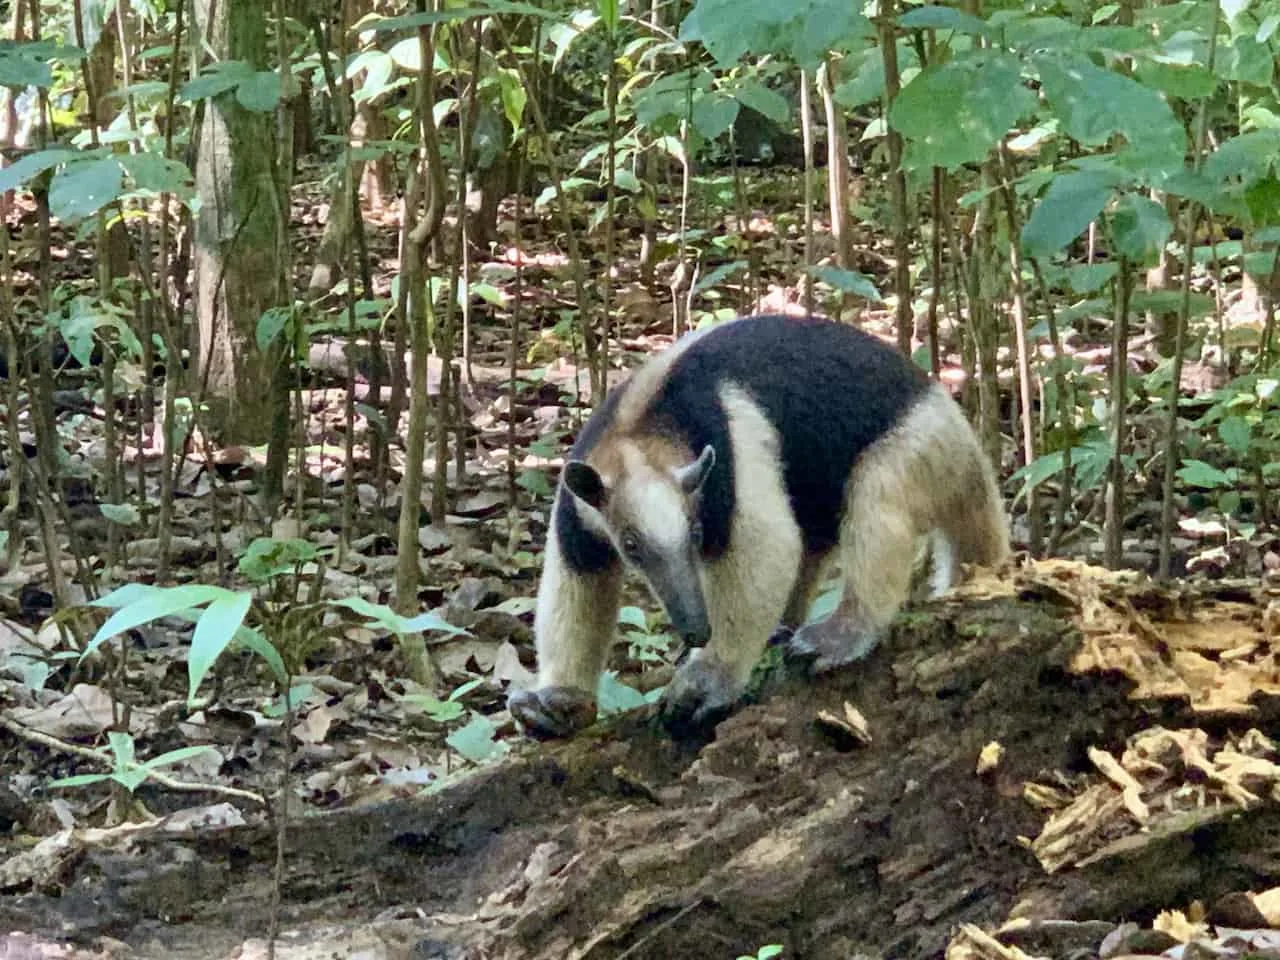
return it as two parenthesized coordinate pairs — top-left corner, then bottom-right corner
(6, 561), (1280, 959)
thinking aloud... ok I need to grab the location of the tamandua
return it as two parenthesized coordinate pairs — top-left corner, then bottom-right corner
(508, 313), (1009, 738)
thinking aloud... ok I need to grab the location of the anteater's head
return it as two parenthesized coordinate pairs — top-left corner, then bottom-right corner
(561, 438), (716, 646)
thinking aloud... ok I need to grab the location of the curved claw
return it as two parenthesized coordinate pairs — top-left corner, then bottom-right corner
(508, 686), (596, 740)
(786, 618), (882, 674)
(658, 654), (742, 738)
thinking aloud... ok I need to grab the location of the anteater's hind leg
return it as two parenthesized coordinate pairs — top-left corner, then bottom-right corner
(789, 386), (1005, 672)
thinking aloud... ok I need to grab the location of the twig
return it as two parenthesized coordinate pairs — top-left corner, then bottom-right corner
(0, 713), (266, 805)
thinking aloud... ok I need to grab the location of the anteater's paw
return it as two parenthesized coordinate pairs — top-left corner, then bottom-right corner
(659, 654), (743, 738)
(786, 618), (883, 674)
(508, 686), (596, 740)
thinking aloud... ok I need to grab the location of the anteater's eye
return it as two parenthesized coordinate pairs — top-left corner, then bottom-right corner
(689, 519), (703, 547)
(620, 531), (641, 557)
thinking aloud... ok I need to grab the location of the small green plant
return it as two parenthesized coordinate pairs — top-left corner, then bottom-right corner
(618, 605), (675, 663)
(737, 945), (783, 960)
(49, 731), (218, 794)
(400, 678), (485, 724)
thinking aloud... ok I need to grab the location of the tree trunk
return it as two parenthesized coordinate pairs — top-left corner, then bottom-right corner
(191, 0), (287, 443)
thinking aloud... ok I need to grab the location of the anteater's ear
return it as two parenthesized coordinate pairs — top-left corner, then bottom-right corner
(674, 444), (716, 495)
(563, 460), (607, 510)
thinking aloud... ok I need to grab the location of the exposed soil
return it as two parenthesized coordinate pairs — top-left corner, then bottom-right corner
(7, 576), (1276, 960)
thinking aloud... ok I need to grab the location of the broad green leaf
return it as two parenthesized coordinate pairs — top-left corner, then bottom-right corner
(231, 624), (288, 684)
(1177, 459), (1235, 489)
(141, 744), (221, 771)
(1035, 52), (1184, 168)
(1064, 262), (1119, 293)
(99, 503), (141, 526)
(91, 582), (165, 610)
(597, 0), (619, 35)
(1021, 170), (1116, 259)
(679, 0), (871, 69)
(0, 148), (76, 194)
(120, 152), (196, 198)
(693, 259), (748, 293)
(188, 591), (253, 701)
(87, 584), (229, 658)
(49, 157), (125, 222)
(1133, 61), (1218, 100)
(399, 610), (468, 636)
(597, 671), (648, 714)
(692, 92), (740, 140)
(1111, 193), (1172, 263)
(898, 4), (991, 36)
(1219, 416), (1252, 456)
(1206, 130), (1280, 184)
(49, 773), (114, 789)
(496, 67), (527, 132)
(733, 78), (790, 123)
(890, 51), (1035, 171)
(618, 606), (649, 630)
(256, 306), (293, 352)
(235, 71), (284, 112)
(1245, 176), (1280, 226)
(810, 265), (883, 301)
(0, 48), (53, 88)
(1217, 34), (1271, 86)
(180, 60), (255, 102)
(1008, 448), (1073, 501)
(446, 712), (508, 763)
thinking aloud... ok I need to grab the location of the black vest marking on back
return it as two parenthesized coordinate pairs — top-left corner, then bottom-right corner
(554, 315), (931, 572)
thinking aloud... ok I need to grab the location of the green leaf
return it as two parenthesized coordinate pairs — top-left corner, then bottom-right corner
(693, 259), (748, 293)
(810, 265), (884, 301)
(1064, 262), (1119, 293)
(898, 4), (991, 36)
(188, 591), (253, 701)
(1008, 448), (1072, 502)
(890, 52), (1035, 171)
(49, 157), (125, 222)
(1021, 170), (1116, 259)
(1219, 416), (1252, 456)
(733, 79), (790, 123)
(235, 71), (285, 112)
(596, 671), (648, 714)
(1035, 52), (1185, 169)
(618, 606), (649, 630)
(256, 306), (293, 352)
(120, 152), (196, 199)
(0, 147), (76, 194)
(692, 92), (740, 140)
(0, 47), (53, 88)
(1217, 34), (1271, 86)
(597, 0), (619, 35)
(446, 712), (508, 763)
(141, 744), (221, 771)
(1177, 458), (1236, 489)
(1111, 193), (1172, 263)
(1206, 130), (1280, 183)
(180, 60), (255, 102)
(1132, 61), (1217, 101)
(231, 625), (289, 684)
(678, 0), (872, 69)
(99, 503), (141, 526)
(86, 584), (229, 659)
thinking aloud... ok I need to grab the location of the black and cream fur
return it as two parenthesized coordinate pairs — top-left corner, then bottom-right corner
(508, 314), (1009, 738)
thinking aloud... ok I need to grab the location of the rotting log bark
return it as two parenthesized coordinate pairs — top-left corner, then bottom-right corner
(5, 590), (1280, 960)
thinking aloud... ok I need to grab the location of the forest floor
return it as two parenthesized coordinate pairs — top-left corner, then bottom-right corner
(4, 161), (1280, 960)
